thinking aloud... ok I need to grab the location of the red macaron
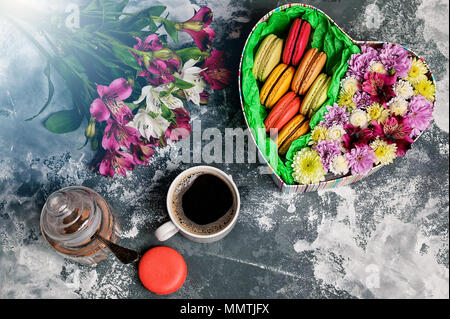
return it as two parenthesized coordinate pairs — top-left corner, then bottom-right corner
(282, 19), (311, 66)
(138, 247), (187, 295)
(264, 91), (301, 134)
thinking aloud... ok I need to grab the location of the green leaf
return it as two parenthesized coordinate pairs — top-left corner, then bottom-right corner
(173, 78), (195, 90)
(118, 6), (166, 32)
(26, 60), (55, 121)
(161, 103), (175, 124)
(110, 43), (141, 71)
(44, 110), (82, 134)
(176, 47), (211, 63)
(101, 0), (129, 15)
(124, 102), (139, 112)
(163, 19), (178, 44)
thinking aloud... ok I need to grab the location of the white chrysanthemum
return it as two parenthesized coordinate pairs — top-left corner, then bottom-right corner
(327, 125), (346, 141)
(329, 155), (349, 176)
(388, 97), (409, 116)
(340, 76), (360, 95)
(349, 109), (368, 128)
(369, 61), (387, 74)
(393, 80), (414, 100)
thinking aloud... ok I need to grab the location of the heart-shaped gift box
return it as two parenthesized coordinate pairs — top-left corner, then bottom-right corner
(239, 3), (436, 194)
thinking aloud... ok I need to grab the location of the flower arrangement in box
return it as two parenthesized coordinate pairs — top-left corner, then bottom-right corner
(292, 44), (435, 184)
(239, 4), (436, 192)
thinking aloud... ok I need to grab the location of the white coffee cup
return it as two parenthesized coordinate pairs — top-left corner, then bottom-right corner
(155, 166), (240, 244)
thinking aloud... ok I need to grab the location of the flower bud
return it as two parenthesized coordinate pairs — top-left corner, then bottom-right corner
(182, 21), (205, 32)
(91, 137), (99, 151)
(174, 22), (184, 31)
(142, 55), (152, 70)
(153, 48), (174, 60)
(85, 118), (96, 138)
(388, 68), (396, 76)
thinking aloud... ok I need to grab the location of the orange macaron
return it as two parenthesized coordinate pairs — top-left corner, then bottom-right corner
(291, 48), (327, 95)
(260, 63), (296, 108)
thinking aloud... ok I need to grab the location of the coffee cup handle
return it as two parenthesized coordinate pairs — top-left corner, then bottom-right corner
(155, 221), (179, 242)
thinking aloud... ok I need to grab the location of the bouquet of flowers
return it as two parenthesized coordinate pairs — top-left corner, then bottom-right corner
(291, 44), (435, 185)
(1, 1), (231, 178)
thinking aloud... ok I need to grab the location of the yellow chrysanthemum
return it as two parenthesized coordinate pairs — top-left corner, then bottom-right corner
(337, 89), (356, 109)
(292, 148), (325, 185)
(406, 58), (428, 84)
(310, 125), (329, 144)
(414, 78), (436, 101)
(370, 139), (397, 165)
(378, 109), (391, 124)
(366, 103), (385, 122)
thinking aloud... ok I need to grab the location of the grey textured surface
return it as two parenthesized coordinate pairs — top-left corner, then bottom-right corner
(0, 0), (448, 299)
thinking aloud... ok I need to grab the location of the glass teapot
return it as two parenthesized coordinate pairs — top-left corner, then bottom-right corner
(40, 186), (120, 265)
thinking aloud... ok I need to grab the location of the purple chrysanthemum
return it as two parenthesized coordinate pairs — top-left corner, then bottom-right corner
(322, 104), (350, 128)
(313, 140), (342, 172)
(406, 95), (434, 137)
(346, 46), (379, 81)
(352, 91), (373, 109)
(345, 145), (377, 175)
(379, 43), (412, 78)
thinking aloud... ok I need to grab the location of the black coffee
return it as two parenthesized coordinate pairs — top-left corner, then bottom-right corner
(172, 172), (237, 235)
(182, 174), (234, 225)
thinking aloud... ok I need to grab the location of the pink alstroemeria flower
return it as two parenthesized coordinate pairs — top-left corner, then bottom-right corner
(132, 34), (181, 86)
(372, 116), (414, 157)
(133, 34), (163, 56)
(99, 150), (136, 178)
(342, 124), (374, 151)
(200, 91), (210, 105)
(139, 58), (178, 86)
(179, 7), (215, 51)
(362, 71), (397, 105)
(102, 119), (141, 152)
(131, 142), (155, 165)
(200, 50), (231, 90)
(90, 78), (133, 125)
(165, 108), (192, 142)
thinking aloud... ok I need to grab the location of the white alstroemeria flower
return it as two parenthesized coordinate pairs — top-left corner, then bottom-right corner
(134, 85), (183, 113)
(128, 110), (170, 140)
(176, 59), (206, 106)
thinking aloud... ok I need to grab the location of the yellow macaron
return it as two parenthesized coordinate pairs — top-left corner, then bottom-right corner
(300, 73), (332, 118)
(253, 34), (284, 82)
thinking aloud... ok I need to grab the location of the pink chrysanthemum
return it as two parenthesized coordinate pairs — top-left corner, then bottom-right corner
(406, 95), (434, 137)
(345, 145), (377, 175)
(313, 140), (342, 172)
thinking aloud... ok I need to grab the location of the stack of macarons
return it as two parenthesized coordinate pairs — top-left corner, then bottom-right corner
(253, 18), (333, 155)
